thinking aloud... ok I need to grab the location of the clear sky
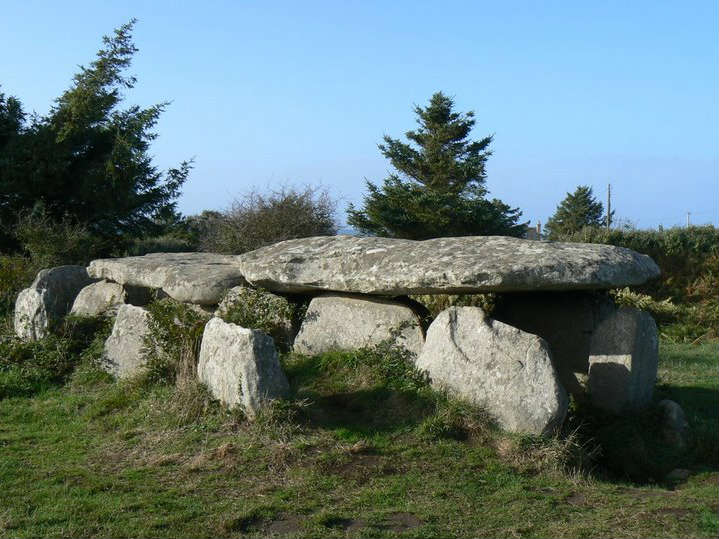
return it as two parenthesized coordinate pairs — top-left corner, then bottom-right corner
(1, 1), (717, 229)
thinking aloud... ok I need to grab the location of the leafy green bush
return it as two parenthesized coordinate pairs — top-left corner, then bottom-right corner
(411, 293), (497, 318)
(418, 396), (493, 441)
(143, 298), (210, 386)
(314, 337), (430, 394)
(217, 287), (303, 352)
(0, 315), (111, 398)
(14, 207), (106, 267)
(561, 225), (717, 302)
(198, 185), (337, 254)
(123, 234), (197, 256)
(610, 287), (679, 322)
(560, 225), (718, 340)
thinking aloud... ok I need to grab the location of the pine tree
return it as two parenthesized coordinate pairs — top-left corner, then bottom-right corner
(544, 185), (610, 239)
(0, 20), (191, 251)
(347, 92), (524, 239)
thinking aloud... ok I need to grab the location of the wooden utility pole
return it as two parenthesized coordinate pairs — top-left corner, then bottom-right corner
(687, 212), (691, 227)
(606, 183), (612, 230)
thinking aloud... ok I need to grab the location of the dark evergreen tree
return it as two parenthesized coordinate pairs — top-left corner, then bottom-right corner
(0, 20), (191, 252)
(544, 185), (610, 239)
(347, 92), (525, 239)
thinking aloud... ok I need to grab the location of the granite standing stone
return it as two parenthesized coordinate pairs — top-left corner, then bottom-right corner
(492, 291), (616, 397)
(416, 306), (568, 435)
(102, 304), (152, 379)
(293, 293), (424, 356)
(197, 317), (289, 417)
(14, 266), (95, 340)
(588, 307), (658, 413)
(70, 280), (126, 317)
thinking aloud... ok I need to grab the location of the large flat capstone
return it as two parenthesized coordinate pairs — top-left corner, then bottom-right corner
(237, 235), (660, 295)
(415, 306), (568, 435)
(88, 252), (247, 305)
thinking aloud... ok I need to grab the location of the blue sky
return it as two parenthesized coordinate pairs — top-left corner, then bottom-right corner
(1, 1), (717, 229)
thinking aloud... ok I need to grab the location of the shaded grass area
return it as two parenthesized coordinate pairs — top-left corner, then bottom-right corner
(0, 341), (716, 538)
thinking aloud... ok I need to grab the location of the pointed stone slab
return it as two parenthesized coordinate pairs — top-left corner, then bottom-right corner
(237, 235), (660, 295)
(416, 306), (568, 435)
(88, 252), (247, 305)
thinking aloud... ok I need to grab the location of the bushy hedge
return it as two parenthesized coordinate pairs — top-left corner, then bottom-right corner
(197, 186), (337, 254)
(561, 225), (718, 341)
(562, 225), (717, 302)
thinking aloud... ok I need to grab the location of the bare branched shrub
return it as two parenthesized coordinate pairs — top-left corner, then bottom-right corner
(199, 185), (337, 254)
(14, 207), (104, 267)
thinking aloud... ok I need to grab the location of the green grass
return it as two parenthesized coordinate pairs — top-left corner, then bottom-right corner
(0, 341), (716, 538)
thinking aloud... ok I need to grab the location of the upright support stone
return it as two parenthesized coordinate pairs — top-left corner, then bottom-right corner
(102, 304), (152, 379)
(416, 306), (568, 435)
(293, 293), (424, 357)
(70, 280), (126, 317)
(14, 266), (95, 340)
(198, 317), (289, 418)
(492, 292), (615, 398)
(588, 307), (658, 413)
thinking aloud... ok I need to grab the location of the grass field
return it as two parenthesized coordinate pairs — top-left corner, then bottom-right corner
(0, 338), (716, 538)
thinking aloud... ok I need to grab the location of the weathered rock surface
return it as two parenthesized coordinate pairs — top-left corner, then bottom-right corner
(588, 307), (658, 413)
(238, 235), (660, 295)
(14, 266), (95, 340)
(492, 292), (616, 397)
(101, 304), (152, 379)
(198, 317), (289, 417)
(657, 399), (691, 451)
(293, 293), (424, 357)
(70, 280), (126, 317)
(416, 306), (568, 435)
(88, 252), (247, 305)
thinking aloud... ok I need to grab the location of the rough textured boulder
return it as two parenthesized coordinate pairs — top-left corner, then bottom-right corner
(415, 306), (567, 435)
(102, 304), (152, 379)
(70, 280), (126, 317)
(293, 293), (424, 357)
(198, 317), (289, 417)
(88, 252), (247, 305)
(14, 266), (95, 340)
(588, 307), (658, 413)
(492, 292), (616, 397)
(237, 235), (660, 295)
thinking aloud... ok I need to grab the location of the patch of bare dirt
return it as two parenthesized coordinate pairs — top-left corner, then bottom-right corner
(381, 512), (422, 532)
(565, 492), (588, 506)
(332, 454), (400, 484)
(265, 514), (303, 535)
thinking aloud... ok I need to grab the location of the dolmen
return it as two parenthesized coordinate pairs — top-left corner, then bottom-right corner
(13, 235), (661, 434)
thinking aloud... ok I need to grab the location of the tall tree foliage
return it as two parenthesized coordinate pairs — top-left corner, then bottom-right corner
(347, 92), (525, 239)
(544, 185), (610, 239)
(0, 20), (190, 252)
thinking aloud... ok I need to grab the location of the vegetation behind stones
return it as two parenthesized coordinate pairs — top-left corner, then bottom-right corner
(196, 185), (337, 255)
(558, 225), (718, 341)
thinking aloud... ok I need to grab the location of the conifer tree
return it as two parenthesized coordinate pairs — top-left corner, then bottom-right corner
(544, 185), (610, 239)
(0, 20), (191, 251)
(347, 92), (524, 239)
